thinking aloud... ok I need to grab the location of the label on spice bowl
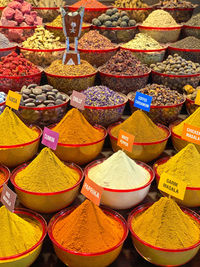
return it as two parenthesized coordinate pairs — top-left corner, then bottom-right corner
(63, 52), (80, 65)
(134, 92), (152, 112)
(81, 176), (103, 206)
(117, 130), (135, 152)
(70, 90), (86, 110)
(195, 90), (200, 105)
(6, 90), (22, 110)
(158, 173), (187, 200)
(182, 123), (200, 145)
(1, 184), (17, 212)
(42, 127), (59, 150)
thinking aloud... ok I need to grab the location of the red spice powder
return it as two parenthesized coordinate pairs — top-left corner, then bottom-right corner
(71, 0), (106, 8)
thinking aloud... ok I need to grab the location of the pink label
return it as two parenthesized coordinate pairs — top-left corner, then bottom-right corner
(42, 127), (59, 150)
(1, 184), (17, 212)
(70, 90), (86, 110)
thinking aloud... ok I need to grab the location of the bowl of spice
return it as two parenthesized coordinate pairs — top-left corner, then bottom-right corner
(108, 110), (170, 162)
(50, 108), (107, 165)
(0, 0), (43, 43)
(138, 10), (182, 43)
(0, 206), (47, 267)
(183, 85), (200, 115)
(128, 84), (185, 125)
(68, 0), (111, 23)
(70, 30), (118, 67)
(46, 15), (91, 42)
(16, 84), (69, 127)
(32, 6), (60, 23)
(48, 200), (128, 267)
(85, 151), (154, 209)
(154, 144), (200, 207)
(99, 50), (151, 94)
(11, 147), (84, 213)
(0, 107), (42, 167)
(151, 54), (200, 92)
(80, 86), (127, 127)
(120, 33), (167, 65)
(45, 59), (97, 94)
(0, 33), (17, 59)
(184, 14), (200, 39)
(0, 164), (10, 196)
(19, 26), (65, 67)
(92, 8), (137, 44)
(170, 108), (200, 153)
(128, 198), (200, 266)
(0, 52), (42, 93)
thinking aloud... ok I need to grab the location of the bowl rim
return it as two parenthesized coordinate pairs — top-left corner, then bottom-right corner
(19, 46), (66, 53)
(151, 69), (200, 78)
(48, 205), (129, 256)
(127, 202), (200, 252)
(45, 24), (91, 30)
(128, 92), (186, 109)
(138, 24), (182, 30)
(0, 208), (47, 261)
(44, 70), (97, 79)
(84, 158), (155, 192)
(99, 69), (151, 79)
(157, 6), (195, 11)
(168, 46), (200, 52)
(0, 70), (43, 79)
(33, 6), (59, 10)
(92, 24), (137, 31)
(0, 46), (17, 52)
(153, 156), (200, 190)
(67, 5), (111, 11)
(10, 161), (84, 195)
(184, 25), (200, 29)
(70, 44), (118, 53)
(51, 124), (107, 147)
(0, 125), (42, 149)
(116, 6), (153, 11)
(120, 46), (167, 53)
(108, 122), (171, 145)
(170, 120), (185, 139)
(186, 97), (196, 104)
(0, 25), (37, 30)
(0, 164), (10, 188)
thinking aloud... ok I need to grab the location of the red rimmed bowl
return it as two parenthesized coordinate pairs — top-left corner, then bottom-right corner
(16, 94), (69, 127)
(0, 208), (47, 267)
(138, 25), (182, 43)
(0, 46), (17, 59)
(48, 205), (128, 267)
(84, 159), (154, 209)
(0, 126), (42, 168)
(157, 7), (195, 23)
(154, 157), (200, 207)
(33, 7), (59, 22)
(51, 125), (107, 165)
(108, 122), (171, 162)
(116, 7), (153, 23)
(45, 70), (97, 95)
(183, 25), (200, 39)
(99, 70), (151, 94)
(128, 92), (185, 125)
(0, 25), (37, 43)
(120, 46), (166, 65)
(92, 25), (137, 44)
(168, 46), (200, 64)
(11, 162), (84, 213)
(151, 70), (200, 92)
(19, 46), (65, 67)
(80, 93), (127, 127)
(0, 70), (42, 93)
(128, 203), (200, 266)
(185, 97), (199, 115)
(0, 164), (10, 196)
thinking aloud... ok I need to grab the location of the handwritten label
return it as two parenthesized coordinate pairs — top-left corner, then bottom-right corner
(182, 123), (200, 145)
(70, 90), (86, 110)
(1, 184), (17, 212)
(134, 92), (152, 112)
(41, 127), (59, 150)
(195, 90), (200, 105)
(81, 176), (103, 206)
(6, 90), (22, 110)
(117, 129), (134, 152)
(158, 173), (187, 200)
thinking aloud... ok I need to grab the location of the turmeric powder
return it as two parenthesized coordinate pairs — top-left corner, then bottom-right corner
(132, 197), (200, 249)
(111, 110), (167, 143)
(52, 108), (104, 144)
(52, 199), (124, 253)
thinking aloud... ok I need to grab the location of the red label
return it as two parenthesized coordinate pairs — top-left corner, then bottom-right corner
(81, 176), (103, 206)
(182, 123), (200, 145)
(1, 184), (17, 212)
(64, 52), (80, 65)
(70, 90), (86, 110)
(117, 129), (135, 152)
(41, 127), (59, 150)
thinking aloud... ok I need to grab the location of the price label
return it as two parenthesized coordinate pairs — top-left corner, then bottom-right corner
(41, 127), (59, 150)
(182, 123), (200, 145)
(6, 90), (22, 110)
(81, 176), (103, 206)
(63, 51), (80, 65)
(1, 184), (17, 212)
(195, 90), (200, 105)
(70, 90), (86, 110)
(117, 129), (135, 152)
(158, 173), (187, 200)
(134, 92), (152, 112)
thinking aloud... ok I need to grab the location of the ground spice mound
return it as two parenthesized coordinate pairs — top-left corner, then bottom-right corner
(111, 110), (167, 143)
(142, 10), (178, 27)
(52, 108), (104, 144)
(52, 199), (124, 253)
(70, 0), (106, 8)
(0, 107), (38, 146)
